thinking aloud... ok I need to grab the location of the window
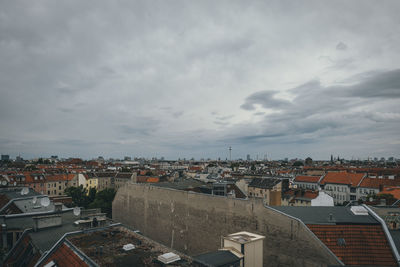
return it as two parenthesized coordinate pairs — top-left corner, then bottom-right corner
(350, 195), (356, 200)
(48, 190), (50, 194)
(59, 186), (61, 190)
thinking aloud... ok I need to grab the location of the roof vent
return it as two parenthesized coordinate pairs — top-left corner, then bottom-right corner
(158, 252), (181, 264)
(350, 206), (368, 215)
(337, 238), (346, 246)
(43, 260), (57, 267)
(122, 244), (135, 251)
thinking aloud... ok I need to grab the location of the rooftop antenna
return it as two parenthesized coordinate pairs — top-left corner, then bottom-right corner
(229, 146), (232, 161)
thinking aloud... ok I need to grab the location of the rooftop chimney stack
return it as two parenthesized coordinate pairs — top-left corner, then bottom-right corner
(131, 172), (137, 183)
(54, 202), (63, 212)
(2, 223), (7, 249)
(223, 231), (265, 267)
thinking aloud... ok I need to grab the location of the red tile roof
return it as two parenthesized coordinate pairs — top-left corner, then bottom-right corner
(359, 178), (400, 189)
(307, 224), (397, 266)
(42, 242), (88, 267)
(379, 186), (400, 199)
(320, 171), (365, 186)
(45, 174), (76, 182)
(302, 191), (319, 199)
(294, 175), (320, 183)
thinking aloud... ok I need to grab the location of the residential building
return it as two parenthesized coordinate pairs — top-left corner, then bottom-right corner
(95, 172), (116, 191)
(320, 172), (366, 204)
(281, 189), (319, 206)
(248, 178), (289, 205)
(45, 174), (77, 196)
(357, 177), (399, 201)
(293, 175), (321, 190)
(115, 172), (136, 190)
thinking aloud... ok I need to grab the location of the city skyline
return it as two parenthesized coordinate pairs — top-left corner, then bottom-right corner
(1, 1), (400, 159)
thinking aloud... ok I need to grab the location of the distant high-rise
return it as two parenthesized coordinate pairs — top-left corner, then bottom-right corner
(246, 154), (251, 161)
(1, 155), (10, 161)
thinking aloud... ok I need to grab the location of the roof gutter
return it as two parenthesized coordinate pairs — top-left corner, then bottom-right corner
(266, 204), (344, 266)
(362, 204), (400, 267)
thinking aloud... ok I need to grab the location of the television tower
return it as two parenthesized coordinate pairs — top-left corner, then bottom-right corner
(229, 146), (232, 161)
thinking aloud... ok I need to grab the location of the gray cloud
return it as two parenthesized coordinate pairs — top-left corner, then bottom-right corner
(241, 91), (290, 110)
(1, 1), (400, 159)
(336, 42), (348, 51)
(235, 69), (400, 157)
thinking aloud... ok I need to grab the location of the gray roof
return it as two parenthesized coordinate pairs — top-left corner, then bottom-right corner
(28, 210), (78, 252)
(390, 230), (400, 255)
(248, 178), (282, 189)
(272, 206), (379, 225)
(0, 187), (40, 199)
(13, 196), (59, 213)
(152, 179), (206, 190)
(194, 250), (241, 267)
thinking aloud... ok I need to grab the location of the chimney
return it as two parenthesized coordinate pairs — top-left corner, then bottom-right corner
(223, 231), (265, 267)
(131, 172), (137, 183)
(54, 202), (63, 212)
(33, 215), (62, 231)
(2, 224), (7, 249)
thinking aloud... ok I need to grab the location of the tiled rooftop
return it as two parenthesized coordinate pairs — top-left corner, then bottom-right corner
(248, 178), (282, 189)
(360, 178), (399, 189)
(308, 224), (397, 266)
(42, 242), (88, 267)
(294, 175), (321, 183)
(320, 171), (365, 186)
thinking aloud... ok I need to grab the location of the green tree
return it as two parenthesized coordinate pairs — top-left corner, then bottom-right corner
(88, 188), (116, 218)
(88, 187), (97, 203)
(65, 185), (90, 208)
(120, 167), (131, 172)
(292, 161), (304, 167)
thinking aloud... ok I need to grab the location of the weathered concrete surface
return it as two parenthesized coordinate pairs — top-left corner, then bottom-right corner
(113, 183), (341, 267)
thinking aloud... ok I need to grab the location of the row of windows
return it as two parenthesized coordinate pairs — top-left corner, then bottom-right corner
(359, 188), (376, 194)
(299, 184), (317, 190)
(47, 182), (68, 188)
(333, 194), (346, 201)
(47, 190), (62, 195)
(326, 185), (347, 192)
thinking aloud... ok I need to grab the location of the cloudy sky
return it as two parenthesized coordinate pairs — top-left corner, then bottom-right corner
(1, 1), (400, 160)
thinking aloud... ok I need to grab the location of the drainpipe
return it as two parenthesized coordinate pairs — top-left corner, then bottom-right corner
(2, 223), (7, 249)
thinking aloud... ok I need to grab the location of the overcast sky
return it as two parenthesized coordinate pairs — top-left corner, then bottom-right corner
(1, 1), (400, 160)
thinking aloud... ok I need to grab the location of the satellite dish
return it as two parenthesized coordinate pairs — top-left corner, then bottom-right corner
(1, 180), (7, 186)
(32, 196), (37, 204)
(40, 197), (50, 207)
(73, 207), (81, 216)
(20, 187), (29, 195)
